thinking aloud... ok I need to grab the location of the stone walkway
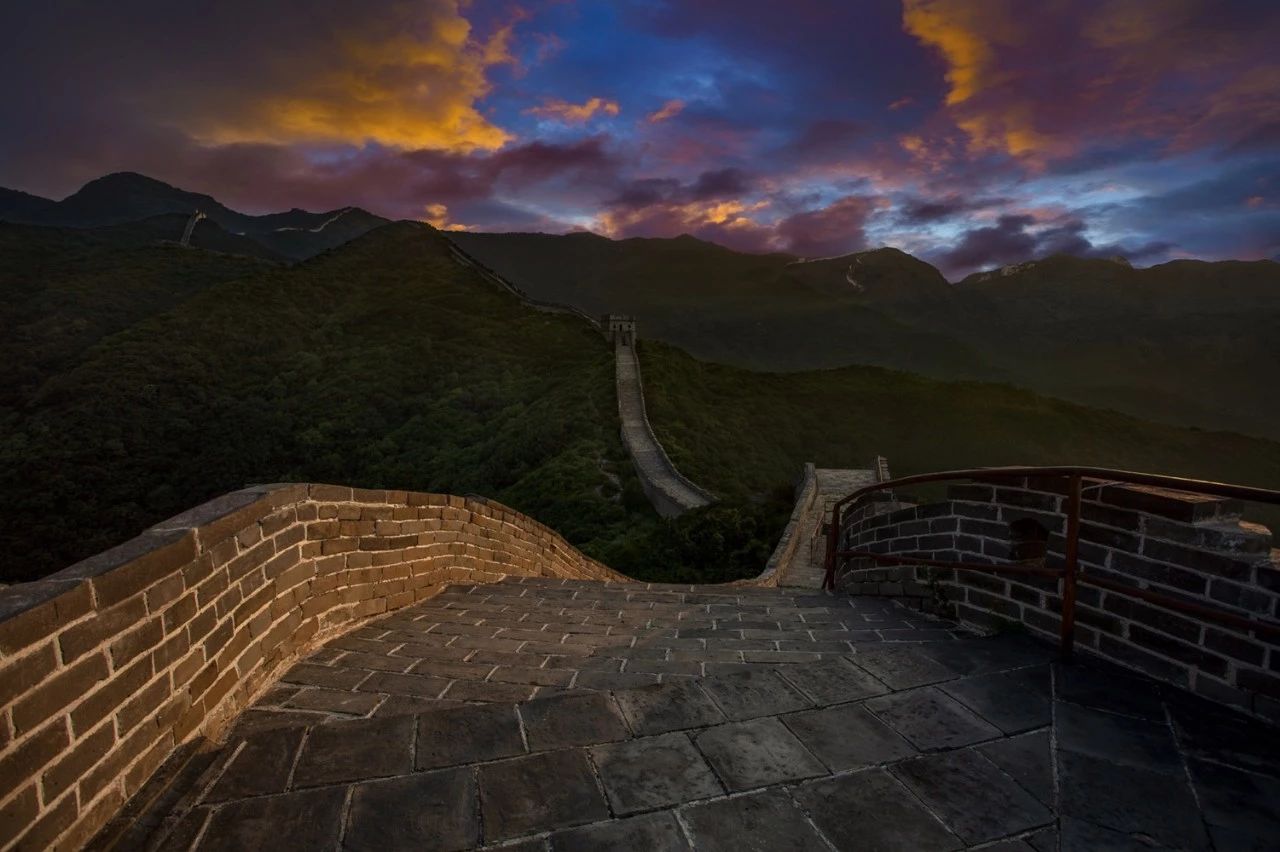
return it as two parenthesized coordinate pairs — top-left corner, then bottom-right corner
(615, 340), (714, 515)
(115, 578), (1280, 851)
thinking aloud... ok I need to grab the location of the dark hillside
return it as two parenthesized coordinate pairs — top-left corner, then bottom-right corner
(0, 221), (273, 408)
(451, 232), (1280, 439)
(448, 231), (991, 379)
(0, 173), (390, 260)
(638, 341), (1280, 504)
(0, 222), (651, 581)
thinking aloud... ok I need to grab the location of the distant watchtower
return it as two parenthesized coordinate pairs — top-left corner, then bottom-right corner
(602, 314), (637, 346)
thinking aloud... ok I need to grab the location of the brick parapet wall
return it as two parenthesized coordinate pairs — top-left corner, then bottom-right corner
(835, 475), (1280, 722)
(739, 464), (818, 588)
(0, 484), (627, 851)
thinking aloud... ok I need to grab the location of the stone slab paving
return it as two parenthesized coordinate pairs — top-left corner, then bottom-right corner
(113, 577), (1280, 851)
(230, 576), (971, 734)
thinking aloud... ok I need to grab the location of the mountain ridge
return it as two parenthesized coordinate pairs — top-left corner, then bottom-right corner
(6, 219), (1280, 585)
(4, 172), (1277, 438)
(0, 172), (390, 259)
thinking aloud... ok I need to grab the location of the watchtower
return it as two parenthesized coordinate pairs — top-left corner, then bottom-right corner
(602, 314), (637, 346)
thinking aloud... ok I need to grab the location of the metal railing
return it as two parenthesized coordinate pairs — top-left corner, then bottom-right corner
(822, 466), (1280, 659)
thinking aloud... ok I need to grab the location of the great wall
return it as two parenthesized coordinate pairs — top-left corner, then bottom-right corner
(1, 248), (1279, 849)
(449, 241), (717, 519)
(606, 316), (716, 518)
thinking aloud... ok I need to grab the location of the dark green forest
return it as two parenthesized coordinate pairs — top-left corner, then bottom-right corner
(0, 221), (787, 583)
(5, 220), (1280, 585)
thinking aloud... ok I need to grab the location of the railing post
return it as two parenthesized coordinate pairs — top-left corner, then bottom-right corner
(823, 503), (840, 591)
(1060, 473), (1083, 661)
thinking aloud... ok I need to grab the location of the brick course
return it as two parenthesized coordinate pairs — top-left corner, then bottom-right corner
(0, 484), (628, 851)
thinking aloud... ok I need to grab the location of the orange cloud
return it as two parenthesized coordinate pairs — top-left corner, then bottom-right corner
(422, 202), (471, 230)
(902, 0), (1280, 164)
(647, 100), (686, 123)
(194, 0), (515, 151)
(525, 97), (621, 123)
(901, 0), (1001, 107)
(595, 197), (770, 238)
(902, 0), (1064, 160)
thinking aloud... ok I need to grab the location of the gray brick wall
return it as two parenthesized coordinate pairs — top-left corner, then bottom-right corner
(835, 474), (1280, 722)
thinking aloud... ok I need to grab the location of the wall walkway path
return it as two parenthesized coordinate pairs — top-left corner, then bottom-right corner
(105, 577), (1280, 851)
(614, 338), (715, 517)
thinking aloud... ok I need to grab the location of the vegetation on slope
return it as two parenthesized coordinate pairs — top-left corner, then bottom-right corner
(0, 223), (651, 581)
(0, 221), (274, 409)
(638, 341), (1280, 508)
(448, 231), (990, 380)
(450, 231), (1280, 440)
(5, 218), (1279, 587)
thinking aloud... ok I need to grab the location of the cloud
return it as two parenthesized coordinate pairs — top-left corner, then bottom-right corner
(1112, 159), (1280, 260)
(0, 0), (1274, 273)
(647, 100), (685, 123)
(934, 212), (1174, 279)
(778, 119), (867, 164)
(192, 1), (519, 151)
(898, 193), (1010, 223)
(688, 168), (754, 200)
(525, 97), (621, 123)
(606, 168), (755, 209)
(902, 0), (1280, 164)
(607, 178), (683, 210)
(774, 195), (882, 258)
(595, 197), (774, 252)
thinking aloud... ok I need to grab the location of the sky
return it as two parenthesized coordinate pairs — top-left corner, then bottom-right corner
(1, 0), (1278, 279)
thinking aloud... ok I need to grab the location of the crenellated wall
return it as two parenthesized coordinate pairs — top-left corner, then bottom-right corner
(834, 474), (1280, 721)
(0, 484), (627, 851)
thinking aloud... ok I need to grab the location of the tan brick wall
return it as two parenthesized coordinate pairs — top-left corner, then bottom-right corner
(0, 484), (629, 851)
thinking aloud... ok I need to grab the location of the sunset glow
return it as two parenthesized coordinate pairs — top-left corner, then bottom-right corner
(1, 0), (1276, 278)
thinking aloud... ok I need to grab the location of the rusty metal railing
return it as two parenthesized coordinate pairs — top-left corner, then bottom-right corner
(822, 466), (1280, 659)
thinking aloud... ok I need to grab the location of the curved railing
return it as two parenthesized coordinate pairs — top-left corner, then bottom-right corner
(823, 466), (1280, 659)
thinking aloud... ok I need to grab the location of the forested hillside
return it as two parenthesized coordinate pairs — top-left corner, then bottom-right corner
(6, 222), (1280, 587)
(451, 231), (1280, 440)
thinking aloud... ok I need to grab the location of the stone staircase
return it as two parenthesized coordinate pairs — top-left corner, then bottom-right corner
(100, 577), (1280, 852)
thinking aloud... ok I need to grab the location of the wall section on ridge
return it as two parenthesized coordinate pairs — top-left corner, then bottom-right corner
(614, 338), (716, 518)
(0, 484), (627, 852)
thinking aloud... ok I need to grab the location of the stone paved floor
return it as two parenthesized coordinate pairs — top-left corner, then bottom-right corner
(120, 578), (1280, 851)
(235, 577), (971, 730)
